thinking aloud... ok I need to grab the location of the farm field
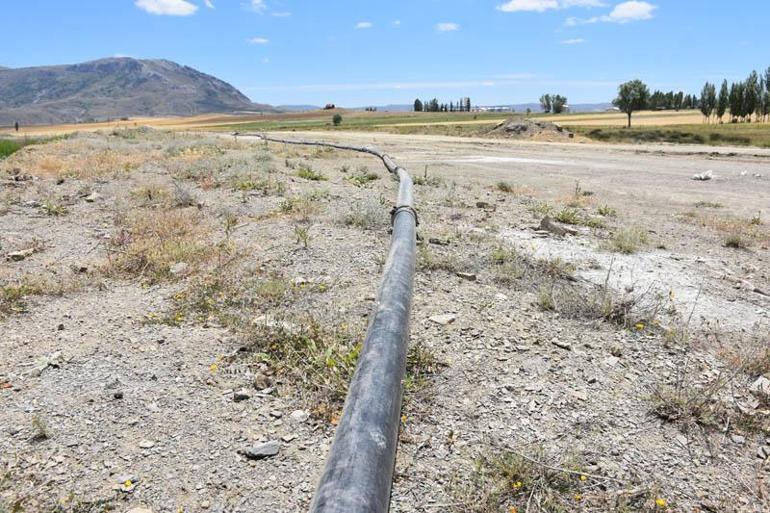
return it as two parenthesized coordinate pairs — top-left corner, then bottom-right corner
(1, 128), (768, 512)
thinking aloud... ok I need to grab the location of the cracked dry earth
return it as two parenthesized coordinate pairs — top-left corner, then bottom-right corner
(1, 129), (769, 513)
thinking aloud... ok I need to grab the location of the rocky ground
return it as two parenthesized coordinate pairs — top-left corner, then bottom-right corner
(1, 129), (768, 513)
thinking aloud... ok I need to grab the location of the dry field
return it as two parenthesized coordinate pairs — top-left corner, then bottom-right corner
(547, 110), (708, 127)
(1, 128), (769, 512)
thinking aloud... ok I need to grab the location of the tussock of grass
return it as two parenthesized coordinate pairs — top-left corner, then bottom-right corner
(232, 175), (286, 195)
(418, 245), (462, 274)
(694, 201), (723, 209)
(1, 283), (43, 316)
(346, 166), (380, 187)
(296, 164), (326, 181)
(606, 226), (648, 254)
(597, 204), (617, 217)
(490, 246), (525, 284)
(724, 233), (749, 249)
(279, 194), (324, 222)
(340, 197), (386, 230)
(105, 209), (212, 284)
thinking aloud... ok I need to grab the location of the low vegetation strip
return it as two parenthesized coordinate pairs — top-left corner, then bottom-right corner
(571, 124), (770, 148)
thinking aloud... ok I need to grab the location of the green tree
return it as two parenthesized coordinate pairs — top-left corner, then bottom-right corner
(716, 80), (729, 123)
(551, 95), (568, 114)
(332, 114), (343, 126)
(700, 82), (716, 122)
(744, 71), (760, 122)
(613, 79), (650, 128)
(539, 94), (552, 113)
(413, 99), (423, 112)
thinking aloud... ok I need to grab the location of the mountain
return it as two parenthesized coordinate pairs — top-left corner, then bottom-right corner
(0, 57), (275, 126)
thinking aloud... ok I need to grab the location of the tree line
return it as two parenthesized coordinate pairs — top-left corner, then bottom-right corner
(613, 67), (770, 127)
(414, 97), (471, 112)
(699, 68), (770, 123)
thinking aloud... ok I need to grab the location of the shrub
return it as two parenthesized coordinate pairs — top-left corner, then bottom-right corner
(606, 227), (648, 254)
(296, 165), (327, 181)
(333, 114), (343, 126)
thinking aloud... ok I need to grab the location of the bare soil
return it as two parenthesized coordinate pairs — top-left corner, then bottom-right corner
(1, 129), (768, 512)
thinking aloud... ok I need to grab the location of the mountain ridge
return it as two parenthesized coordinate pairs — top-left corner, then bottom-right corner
(0, 57), (275, 126)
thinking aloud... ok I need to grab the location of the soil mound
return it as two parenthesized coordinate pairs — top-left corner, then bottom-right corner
(488, 118), (573, 141)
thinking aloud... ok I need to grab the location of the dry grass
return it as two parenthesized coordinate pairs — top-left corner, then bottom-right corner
(104, 208), (214, 284)
(679, 211), (768, 246)
(454, 446), (667, 513)
(605, 226), (649, 254)
(0, 139), (157, 179)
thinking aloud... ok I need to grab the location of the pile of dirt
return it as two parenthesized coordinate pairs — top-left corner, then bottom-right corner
(488, 118), (574, 141)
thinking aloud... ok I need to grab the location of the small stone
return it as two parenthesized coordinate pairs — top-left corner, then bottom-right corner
(233, 388), (251, 402)
(170, 262), (189, 276)
(750, 376), (770, 398)
(240, 441), (280, 460)
(289, 410), (309, 423)
(429, 314), (456, 326)
(552, 339), (572, 351)
(7, 248), (35, 261)
(84, 192), (101, 202)
(57, 323), (65, 331)
(456, 272), (477, 282)
(757, 446), (770, 460)
(281, 433), (297, 442)
(731, 434), (746, 445)
(692, 170), (713, 181)
(138, 440), (155, 449)
(253, 372), (272, 390)
(269, 410), (283, 418)
(113, 391), (124, 400)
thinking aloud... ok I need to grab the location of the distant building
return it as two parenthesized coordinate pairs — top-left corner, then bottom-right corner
(473, 106), (513, 113)
(324, 103), (336, 110)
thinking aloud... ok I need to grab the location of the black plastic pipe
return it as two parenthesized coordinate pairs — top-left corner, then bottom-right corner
(244, 133), (417, 513)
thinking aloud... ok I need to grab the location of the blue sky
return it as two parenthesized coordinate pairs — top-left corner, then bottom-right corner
(3, 1), (767, 107)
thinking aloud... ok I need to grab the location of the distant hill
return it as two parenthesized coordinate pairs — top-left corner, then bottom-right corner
(0, 57), (276, 126)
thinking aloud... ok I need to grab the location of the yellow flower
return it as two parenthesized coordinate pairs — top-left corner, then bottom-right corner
(401, 415), (407, 424)
(655, 498), (667, 508)
(579, 474), (587, 481)
(509, 508), (518, 513)
(574, 494), (582, 502)
(209, 363), (218, 374)
(635, 322), (645, 330)
(512, 481), (523, 490)
(123, 480), (133, 488)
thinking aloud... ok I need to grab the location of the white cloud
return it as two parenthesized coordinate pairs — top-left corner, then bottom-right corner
(566, 1), (656, 24)
(561, 38), (585, 44)
(135, 0), (198, 16)
(249, 0), (266, 13)
(604, 1), (656, 22)
(247, 37), (270, 44)
(272, 11), (292, 17)
(261, 58), (270, 64)
(496, 0), (603, 12)
(356, 21), (373, 29)
(203, 0), (214, 8)
(436, 22), (460, 32)
(393, 20), (401, 26)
